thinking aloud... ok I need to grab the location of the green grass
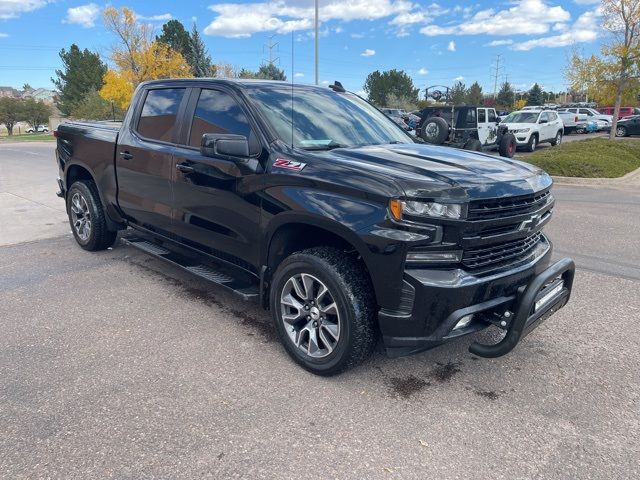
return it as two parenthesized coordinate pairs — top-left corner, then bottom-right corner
(0, 133), (56, 142)
(524, 138), (640, 178)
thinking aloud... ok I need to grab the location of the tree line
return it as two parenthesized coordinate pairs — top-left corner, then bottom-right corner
(0, 97), (51, 136)
(52, 7), (287, 120)
(363, 69), (559, 112)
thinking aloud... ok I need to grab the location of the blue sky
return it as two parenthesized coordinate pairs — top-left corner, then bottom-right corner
(0, 0), (603, 96)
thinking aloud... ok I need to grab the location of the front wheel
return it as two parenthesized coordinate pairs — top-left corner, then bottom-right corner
(270, 247), (377, 376)
(616, 126), (627, 137)
(526, 134), (538, 152)
(66, 180), (117, 251)
(498, 133), (517, 158)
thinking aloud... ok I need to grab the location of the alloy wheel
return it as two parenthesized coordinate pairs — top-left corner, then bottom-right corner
(280, 273), (341, 359)
(70, 192), (92, 241)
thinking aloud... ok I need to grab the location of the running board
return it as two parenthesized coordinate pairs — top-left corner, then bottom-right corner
(121, 236), (259, 301)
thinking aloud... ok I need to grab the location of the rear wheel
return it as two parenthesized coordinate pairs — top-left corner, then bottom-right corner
(616, 125), (627, 137)
(66, 180), (117, 251)
(498, 133), (517, 158)
(420, 116), (449, 145)
(526, 134), (538, 152)
(270, 247), (377, 376)
(463, 138), (482, 152)
(550, 130), (563, 146)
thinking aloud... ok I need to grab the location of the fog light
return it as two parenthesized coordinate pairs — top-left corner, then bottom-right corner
(406, 251), (462, 263)
(453, 314), (474, 330)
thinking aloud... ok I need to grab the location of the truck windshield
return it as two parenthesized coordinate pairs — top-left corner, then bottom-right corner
(244, 85), (412, 150)
(503, 112), (540, 123)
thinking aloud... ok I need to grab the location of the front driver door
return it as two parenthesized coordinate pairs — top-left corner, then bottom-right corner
(170, 87), (264, 270)
(116, 87), (188, 235)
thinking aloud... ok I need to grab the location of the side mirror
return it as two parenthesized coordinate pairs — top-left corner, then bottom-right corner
(539, 119), (548, 124)
(201, 133), (250, 159)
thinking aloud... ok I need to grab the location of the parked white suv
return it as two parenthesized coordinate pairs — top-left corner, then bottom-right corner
(500, 110), (564, 152)
(26, 125), (49, 133)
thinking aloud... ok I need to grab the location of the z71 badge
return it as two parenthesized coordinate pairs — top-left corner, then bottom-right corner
(273, 159), (306, 172)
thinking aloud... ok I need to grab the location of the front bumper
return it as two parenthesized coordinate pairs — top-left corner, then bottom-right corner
(379, 243), (575, 358)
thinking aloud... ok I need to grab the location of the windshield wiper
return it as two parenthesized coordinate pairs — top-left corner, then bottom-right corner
(298, 141), (349, 151)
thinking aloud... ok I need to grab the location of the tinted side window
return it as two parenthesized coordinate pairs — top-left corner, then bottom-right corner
(487, 109), (497, 122)
(477, 109), (486, 123)
(137, 88), (185, 142)
(189, 89), (251, 147)
(466, 108), (476, 123)
(579, 109), (592, 116)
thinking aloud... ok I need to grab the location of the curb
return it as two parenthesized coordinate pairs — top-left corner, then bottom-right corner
(552, 166), (640, 186)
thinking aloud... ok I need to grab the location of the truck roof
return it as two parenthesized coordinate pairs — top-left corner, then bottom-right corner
(138, 78), (330, 92)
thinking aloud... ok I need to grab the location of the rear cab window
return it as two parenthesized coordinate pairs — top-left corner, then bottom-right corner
(136, 88), (186, 142)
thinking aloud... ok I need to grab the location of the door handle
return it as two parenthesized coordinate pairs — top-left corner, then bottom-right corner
(176, 163), (194, 173)
(119, 151), (133, 160)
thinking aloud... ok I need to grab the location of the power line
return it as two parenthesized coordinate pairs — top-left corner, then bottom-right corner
(490, 54), (504, 98)
(263, 34), (279, 66)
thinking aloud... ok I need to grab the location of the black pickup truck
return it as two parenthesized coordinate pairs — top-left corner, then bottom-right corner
(55, 79), (575, 375)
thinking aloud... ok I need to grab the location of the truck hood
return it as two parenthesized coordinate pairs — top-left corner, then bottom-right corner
(315, 143), (551, 201)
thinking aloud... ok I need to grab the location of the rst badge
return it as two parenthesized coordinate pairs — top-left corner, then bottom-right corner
(273, 159), (306, 172)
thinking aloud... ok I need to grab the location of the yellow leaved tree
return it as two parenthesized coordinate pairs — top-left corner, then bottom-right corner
(99, 7), (192, 109)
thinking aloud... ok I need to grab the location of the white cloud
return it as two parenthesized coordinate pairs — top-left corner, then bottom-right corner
(204, 0), (419, 37)
(0, 32), (8, 38)
(447, 40), (456, 51)
(136, 13), (173, 22)
(355, 89), (367, 97)
(511, 9), (600, 51)
(485, 39), (513, 47)
(294, 72), (304, 77)
(0, 0), (48, 19)
(418, 67), (429, 75)
(361, 48), (376, 56)
(350, 32), (364, 38)
(421, 0), (570, 37)
(454, 76), (464, 81)
(65, 3), (100, 28)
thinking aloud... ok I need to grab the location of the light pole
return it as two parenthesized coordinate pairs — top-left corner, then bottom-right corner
(314, 0), (319, 85)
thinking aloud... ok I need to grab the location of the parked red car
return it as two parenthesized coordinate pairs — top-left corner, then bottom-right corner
(597, 106), (640, 119)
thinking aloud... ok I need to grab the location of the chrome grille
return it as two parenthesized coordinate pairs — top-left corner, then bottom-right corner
(462, 232), (543, 270)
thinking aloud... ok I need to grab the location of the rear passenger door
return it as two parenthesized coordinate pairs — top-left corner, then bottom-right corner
(477, 108), (490, 144)
(116, 87), (188, 235)
(170, 87), (264, 269)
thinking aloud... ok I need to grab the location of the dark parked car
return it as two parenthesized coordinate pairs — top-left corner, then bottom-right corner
(615, 115), (640, 137)
(54, 79), (574, 375)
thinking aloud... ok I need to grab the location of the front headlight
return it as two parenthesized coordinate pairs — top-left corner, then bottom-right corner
(515, 128), (530, 133)
(389, 199), (464, 220)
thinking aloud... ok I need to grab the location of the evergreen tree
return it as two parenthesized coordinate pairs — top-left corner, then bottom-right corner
(52, 44), (107, 116)
(466, 81), (484, 105)
(496, 81), (515, 108)
(449, 81), (467, 104)
(187, 23), (214, 77)
(527, 83), (544, 106)
(156, 20), (191, 59)
(363, 69), (419, 106)
(256, 63), (287, 81)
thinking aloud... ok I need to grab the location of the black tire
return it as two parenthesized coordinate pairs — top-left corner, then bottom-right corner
(550, 130), (563, 146)
(66, 180), (117, 251)
(270, 247), (377, 376)
(498, 133), (517, 158)
(526, 133), (538, 152)
(420, 116), (449, 145)
(463, 138), (482, 151)
(616, 125), (627, 137)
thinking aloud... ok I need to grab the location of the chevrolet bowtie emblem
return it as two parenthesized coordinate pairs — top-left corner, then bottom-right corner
(519, 213), (541, 231)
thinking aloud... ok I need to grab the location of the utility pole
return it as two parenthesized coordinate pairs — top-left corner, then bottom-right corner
(491, 54), (503, 98)
(263, 34), (279, 66)
(314, 0), (319, 85)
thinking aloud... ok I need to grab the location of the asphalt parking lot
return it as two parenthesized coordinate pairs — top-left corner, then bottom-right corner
(1, 142), (639, 479)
